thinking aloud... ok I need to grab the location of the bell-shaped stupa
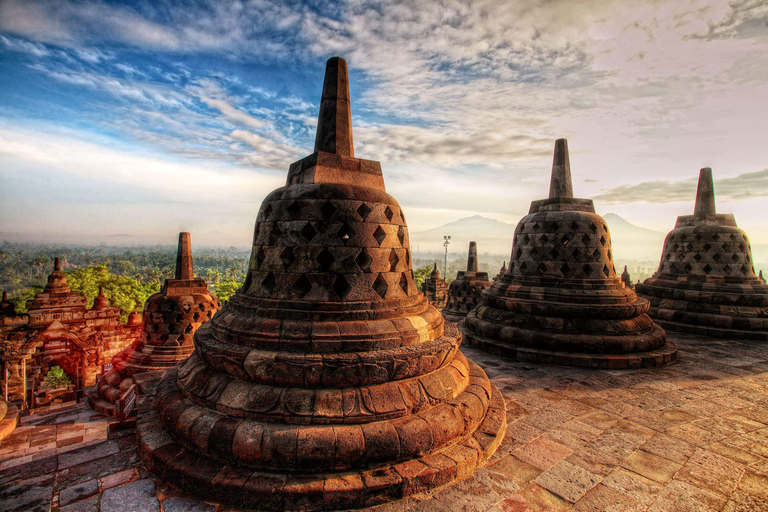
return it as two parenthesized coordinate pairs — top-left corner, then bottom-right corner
(442, 242), (492, 323)
(636, 168), (768, 339)
(136, 57), (505, 511)
(494, 261), (508, 282)
(89, 233), (221, 415)
(462, 139), (677, 368)
(421, 262), (449, 309)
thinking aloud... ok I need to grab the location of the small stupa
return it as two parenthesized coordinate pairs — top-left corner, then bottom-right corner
(89, 233), (221, 415)
(493, 261), (508, 282)
(636, 168), (768, 339)
(621, 266), (635, 290)
(136, 57), (505, 511)
(462, 139), (677, 368)
(441, 241), (492, 323)
(421, 261), (449, 309)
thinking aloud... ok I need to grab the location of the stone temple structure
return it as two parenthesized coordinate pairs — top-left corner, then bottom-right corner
(462, 139), (678, 368)
(421, 262), (449, 310)
(636, 168), (768, 340)
(136, 57), (505, 511)
(0, 259), (141, 408)
(88, 233), (221, 416)
(494, 261), (508, 282)
(441, 242), (492, 323)
(621, 265), (635, 290)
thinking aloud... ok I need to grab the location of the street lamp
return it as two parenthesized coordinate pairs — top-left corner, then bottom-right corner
(443, 235), (451, 277)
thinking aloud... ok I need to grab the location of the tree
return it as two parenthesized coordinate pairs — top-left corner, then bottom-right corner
(215, 279), (244, 303)
(43, 366), (71, 388)
(413, 264), (433, 290)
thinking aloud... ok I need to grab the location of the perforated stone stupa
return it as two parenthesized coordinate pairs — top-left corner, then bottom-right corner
(442, 242), (492, 323)
(88, 233), (221, 416)
(494, 261), (508, 282)
(421, 262), (449, 310)
(136, 57), (505, 511)
(636, 168), (768, 340)
(462, 139), (677, 368)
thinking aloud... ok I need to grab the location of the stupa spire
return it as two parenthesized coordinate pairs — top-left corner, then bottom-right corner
(694, 167), (716, 216)
(54, 257), (61, 272)
(314, 57), (354, 157)
(549, 138), (573, 199)
(467, 241), (478, 272)
(174, 232), (194, 280)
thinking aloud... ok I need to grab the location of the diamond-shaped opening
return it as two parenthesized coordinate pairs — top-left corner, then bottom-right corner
(523, 235), (531, 245)
(665, 253), (672, 261)
(541, 234), (549, 243)
(730, 233), (737, 240)
(599, 235), (607, 246)
(531, 247), (539, 256)
(357, 203), (372, 220)
(254, 248), (266, 270)
(732, 253), (739, 262)
(537, 262), (547, 275)
(316, 248), (334, 272)
(515, 248), (523, 259)
(741, 265), (749, 275)
(703, 264), (712, 274)
(582, 264), (592, 277)
(560, 263), (571, 276)
(602, 264), (610, 277)
(570, 221), (579, 230)
(671, 243), (679, 252)
(262, 203), (272, 219)
(677, 253), (685, 261)
(397, 226), (406, 246)
(532, 222), (540, 230)
(399, 273), (408, 294)
(262, 272), (277, 293)
(333, 274), (352, 299)
(292, 275), (312, 298)
(373, 225), (387, 246)
(713, 253), (721, 261)
(571, 247), (583, 260)
(607, 250), (612, 261)
(301, 222), (317, 241)
(388, 249), (399, 272)
(287, 200), (302, 219)
(320, 201), (336, 219)
(694, 233), (702, 240)
(549, 247), (559, 259)
(591, 248), (601, 259)
(703, 243), (711, 251)
(722, 243), (730, 251)
(739, 243), (745, 251)
(590, 223), (597, 233)
(405, 248), (411, 266)
(561, 233), (571, 246)
(551, 222), (560, 230)
(268, 224), (282, 245)
(520, 261), (528, 272)
(355, 249), (373, 272)
(684, 263), (693, 272)
(685, 243), (693, 252)
(280, 247), (296, 270)
(693, 253), (702, 262)
(337, 223), (354, 245)
(384, 206), (394, 221)
(373, 274), (389, 298)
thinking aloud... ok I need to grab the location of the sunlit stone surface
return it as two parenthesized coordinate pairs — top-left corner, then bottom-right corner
(462, 139), (678, 369)
(135, 57), (505, 511)
(442, 242), (493, 323)
(637, 168), (768, 340)
(421, 262), (449, 310)
(88, 233), (221, 416)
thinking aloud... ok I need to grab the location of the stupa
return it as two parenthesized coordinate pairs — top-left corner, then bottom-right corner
(462, 139), (677, 368)
(441, 242), (492, 323)
(89, 233), (221, 416)
(421, 262), (449, 309)
(636, 168), (768, 340)
(493, 262), (508, 282)
(136, 57), (505, 511)
(621, 266), (635, 290)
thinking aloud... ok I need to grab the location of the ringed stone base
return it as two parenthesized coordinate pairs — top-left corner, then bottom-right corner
(86, 387), (116, 417)
(0, 399), (19, 441)
(462, 328), (678, 369)
(136, 365), (506, 511)
(652, 316), (768, 342)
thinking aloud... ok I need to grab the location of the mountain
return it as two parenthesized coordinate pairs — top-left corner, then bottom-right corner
(409, 213), (667, 262)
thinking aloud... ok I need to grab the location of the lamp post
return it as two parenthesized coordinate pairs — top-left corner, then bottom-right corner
(443, 235), (451, 278)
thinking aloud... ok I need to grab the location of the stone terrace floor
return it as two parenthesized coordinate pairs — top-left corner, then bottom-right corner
(1, 332), (768, 511)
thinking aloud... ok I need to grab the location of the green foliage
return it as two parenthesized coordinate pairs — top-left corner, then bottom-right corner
(413, 264), (433, 290)
(43, 366), (71, 388)
(8, 285), (43, 314)
(215, 278), (244, 303)
(64, 265), (161, 323)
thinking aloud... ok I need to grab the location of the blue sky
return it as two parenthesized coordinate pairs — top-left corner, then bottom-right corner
(1, 0), (768, 247)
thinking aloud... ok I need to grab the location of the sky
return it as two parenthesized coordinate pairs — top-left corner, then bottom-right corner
(1, 0), (768, 248)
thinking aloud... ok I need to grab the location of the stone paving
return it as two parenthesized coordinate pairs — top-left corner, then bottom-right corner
(1, 332), (768, 511)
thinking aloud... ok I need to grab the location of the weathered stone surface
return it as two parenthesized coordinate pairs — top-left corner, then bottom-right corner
(636, 168), (768, 340)
(422, 263), (449, 310)
(161, 496), (216, 512)
(136, 56), (505, 511)
(462, 139), (677, 368)
(100, 479), (159, 512)
(442, 242), (492, 323)
(58, 478), (98, 506)
(59, 495), (99, 512)
(90, 232), (221, 415)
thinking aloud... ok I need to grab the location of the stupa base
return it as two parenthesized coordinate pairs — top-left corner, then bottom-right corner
(88, 367), (168, 417)
(0, 399), (19, 441)
(651, 316), (768, 342)
(136, 367), (506, 511)
(462, 327), (678, 369)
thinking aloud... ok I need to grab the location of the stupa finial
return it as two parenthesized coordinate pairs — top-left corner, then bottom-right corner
(314, 57), (354, 157)
(2, 291), (7, 301)
(694, 167), (716, 216)
(549, 138), (573, 199)
(54, 257), (61, 272)
(467, 241), (478, 272)
(175, 232), (194, 280)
